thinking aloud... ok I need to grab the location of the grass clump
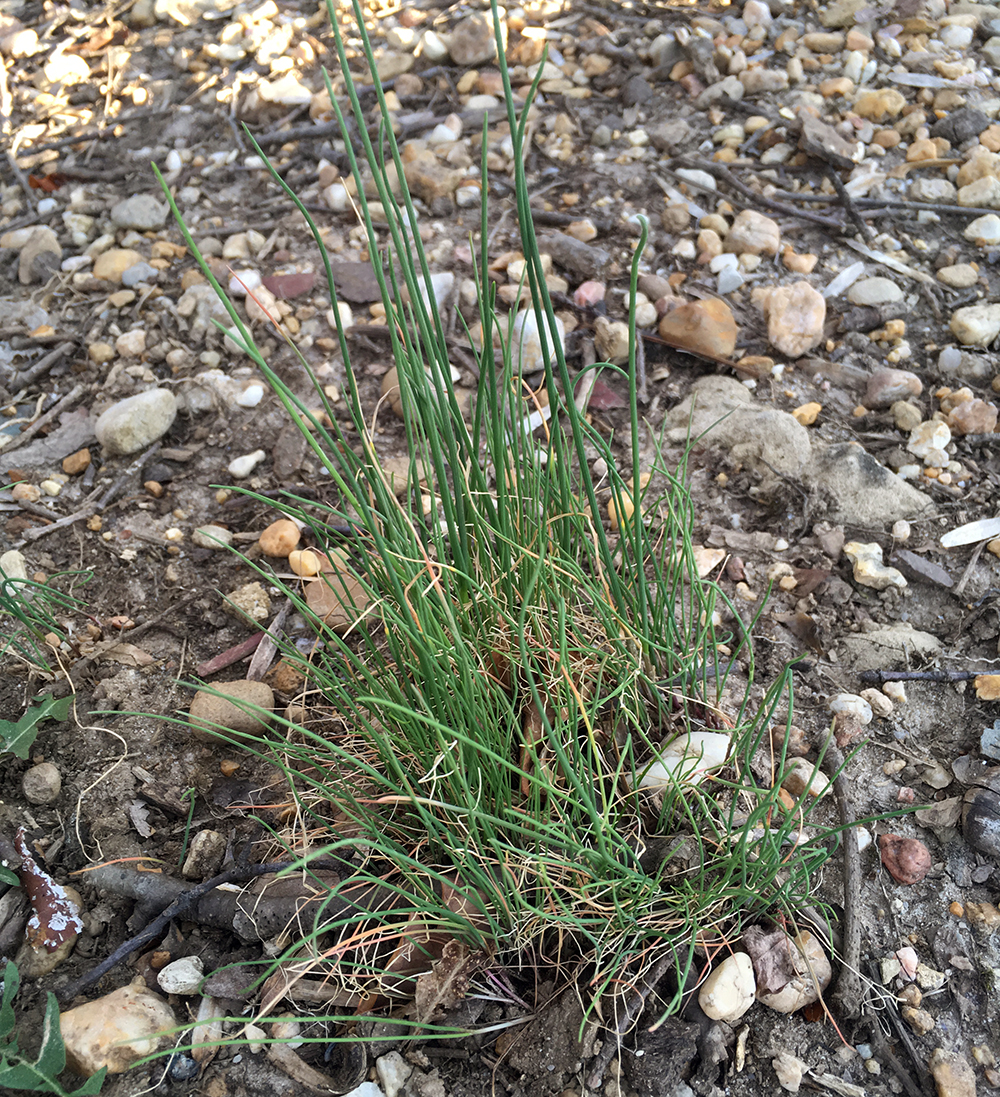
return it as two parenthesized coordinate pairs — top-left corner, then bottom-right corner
(157, 0), (842, 1051)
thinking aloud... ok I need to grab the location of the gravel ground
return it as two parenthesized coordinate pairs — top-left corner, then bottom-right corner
(2, 0), (1000, 1094)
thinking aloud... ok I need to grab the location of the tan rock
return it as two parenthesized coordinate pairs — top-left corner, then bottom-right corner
(62, 448), (91, 475)
(937, 263), (979, 289)
(854, 88), (906, 120)
(958, 175), (1000, 208)
(224, 581), (271, 623)
(949, 398), (998, 434)
(400, 143), (464, 203)
(88, 342), (114, 364)
(188, 680), (275, 741)
(956, 150), (1000, 188)
(658, 298), (738, 359)
(907, 138), (939, 162)
(92, 248), (143, 283)
(18, 226), (61, 285)
(761, 282), (826, 357)
(782, 248), (818, 273)
(928, 1048), (976, 1097)
(304, 560), (373, 633)
(60, 982), (177, 1076)
(725, 209), (780, 256)
(792, 402), (821, 425)
(259, 518), (301, 557)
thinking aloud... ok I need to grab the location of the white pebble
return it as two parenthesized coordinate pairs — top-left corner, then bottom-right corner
(228, 449), (266, 478)
(237, 383), (264, 408)
(157, 956), (205, 995)
(39, 479), (61, 496)
(228, 270), (262, 295)
(823, 261), (866, 299)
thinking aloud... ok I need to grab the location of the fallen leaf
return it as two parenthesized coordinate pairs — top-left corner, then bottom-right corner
(414, 939), (480, 1023)
(587, 378), (627, 410)
(128, 799), (154, 838)
(14, 828), (83, 952)
(773, 612), (824, 655)
(789, 568), (831, 597)
(97, 641), (155, 667)
(743, 923), (798, 995)
(263, 271), (317, 299)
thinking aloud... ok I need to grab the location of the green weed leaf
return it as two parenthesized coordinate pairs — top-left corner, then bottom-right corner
(0, 696), (71, 760)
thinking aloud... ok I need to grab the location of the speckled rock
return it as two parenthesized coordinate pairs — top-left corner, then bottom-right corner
(761, 282), (825, 357)
(725, 210), (780, 256)
(865, 368), (922, 408)
(94, 389), (177, 455)
(950, 303), (1000, 346)
(188, 680), (275, 742)
(60, 982), (177, 1076)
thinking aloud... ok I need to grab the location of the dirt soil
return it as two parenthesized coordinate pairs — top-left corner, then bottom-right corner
(1, 0), (1000, 1095)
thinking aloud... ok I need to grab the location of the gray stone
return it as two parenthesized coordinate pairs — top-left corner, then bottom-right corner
(447, 13), (497, 67)
(95, 389), (177, 455)
(836, 622), (941, 674)
(590, 124), (611, 148)
(110, 194), (168, 231)
(122, 261), (159, 287)
(621, 75), (653, 105)
(847, 277), (903, 306)
(804, 443), (932, 525)
(930, 107), (988, 145)
(0, 298), (49, 331)
(647, 119), (692, 153)
(909, 178), (957, 203)
(984, 36), (1000, 68)
(538, 234), (610, 280)
(663, 375), (811, 482)
(865, 367), (922, 407)
(696, 76), (744, 108)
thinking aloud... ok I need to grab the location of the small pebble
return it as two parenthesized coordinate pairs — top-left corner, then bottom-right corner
(847, 277), (903, 306)
(22, 762), (61, 804)
(228, 449), (266, 478)
(192, 525), (234, 550)
(259, 518), (300, 558)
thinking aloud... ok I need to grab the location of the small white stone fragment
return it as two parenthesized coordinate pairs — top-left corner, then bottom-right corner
(882, 680), (907, 704)
(511, 309), (565, 373)
(236, 383), (264, 408)
(638, 731), (730, 788)
(192, 525), (234, 549)
(823, 262), (866, 298)
(842, 541), (907, 590)
(228, 269), (262, 296)
(772, 1051), (807, 1093)
(376, 1050), (413, 1097)
(228, 449), (266, 479)
(907, 420), (951, 460)
(829, 693), (874, 727)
